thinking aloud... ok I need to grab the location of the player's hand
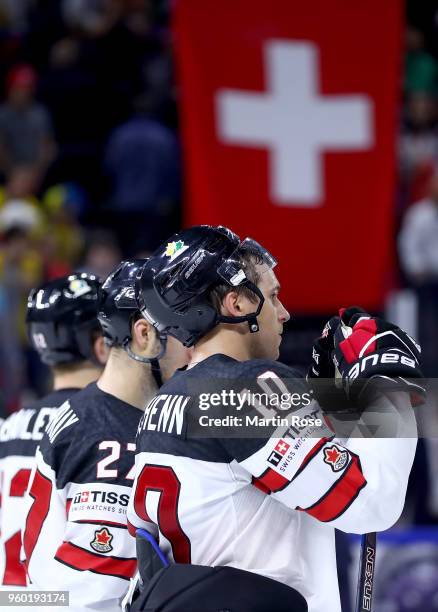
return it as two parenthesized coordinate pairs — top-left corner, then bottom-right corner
(307, 315), (351, 412)
(333, 306), (426, 406)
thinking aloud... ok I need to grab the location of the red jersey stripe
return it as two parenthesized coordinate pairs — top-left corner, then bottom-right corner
(127, 520), (137, 537)
(298, 454), (367, 522)
(55, 541), (136, 580)
(252, 437), (332, 495)
(292, 437), (331, 482)
(72, 519), (127, 529)
(252, 468), (289, 493)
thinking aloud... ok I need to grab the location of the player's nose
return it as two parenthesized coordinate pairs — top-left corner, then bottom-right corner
(278, 301), (290, 324)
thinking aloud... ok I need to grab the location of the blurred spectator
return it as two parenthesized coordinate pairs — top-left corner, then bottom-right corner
(5, 165), (41, 199)
(399, 172), (438, 285)
(0, 64), (56, 191)
(41, 182), (86, 278)
(0, 199), (44, 412)
(0, 0), (34, 32)
(399, 173), (438, 526)
(399, 173), (438, 378)
(0, 198), (41, 235)
(405, 26), (438, 94)
(61, 0), (121, 37)
(104, 94), (180, 252)
(38, 1), (151, 200)
(399, 92), (438, 207)
(80, 228), (121, 278)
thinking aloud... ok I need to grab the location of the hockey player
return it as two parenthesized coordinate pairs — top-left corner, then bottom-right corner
(23, 259), (191, 611)
(0, 273), (106, 587)
(127, 225), (422, 612)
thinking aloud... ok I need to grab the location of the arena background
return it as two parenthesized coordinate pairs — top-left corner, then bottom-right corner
(0, 0), (437, 610)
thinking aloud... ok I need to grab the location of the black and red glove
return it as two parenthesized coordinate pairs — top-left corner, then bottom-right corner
(333, 306), (426, 406)
(307, 315), (351, 412)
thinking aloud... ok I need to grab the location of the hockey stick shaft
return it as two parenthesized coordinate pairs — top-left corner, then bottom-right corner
(355, 532), (377, 612)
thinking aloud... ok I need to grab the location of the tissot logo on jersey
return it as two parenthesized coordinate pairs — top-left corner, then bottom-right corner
(275, 440), (290, 455)
(267, 451), (283, 467)
(267, 440), (291, 467)
(72, 489), (129, 506)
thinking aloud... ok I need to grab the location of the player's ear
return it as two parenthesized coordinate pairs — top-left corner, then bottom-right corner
(221, 290), (249, 316)
(92, 334), (109, 366)
(131, 317), (160, 357)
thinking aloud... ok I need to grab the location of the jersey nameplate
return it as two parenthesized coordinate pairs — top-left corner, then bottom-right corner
(0, 408), (56, 442)
(138, 394), (190, 436)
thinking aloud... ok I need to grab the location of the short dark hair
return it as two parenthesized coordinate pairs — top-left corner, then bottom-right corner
(208, 244), (264, 311)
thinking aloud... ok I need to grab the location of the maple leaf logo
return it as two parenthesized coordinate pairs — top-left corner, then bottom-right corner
(91, 527), (113, 553)
(323, 445), (349, 472)
(96, 529), (111, 545)
(325, 446), (340, 464)
(165, 240), (187, 259)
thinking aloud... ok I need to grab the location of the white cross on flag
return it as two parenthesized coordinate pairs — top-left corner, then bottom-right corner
(173, 0), (402, 312)
(275, 441), (290, 456)
(217, 41), (373, 206)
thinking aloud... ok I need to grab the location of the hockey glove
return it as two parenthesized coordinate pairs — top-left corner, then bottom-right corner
(307, 315), (351, 412)
(333, 306), (426, 406)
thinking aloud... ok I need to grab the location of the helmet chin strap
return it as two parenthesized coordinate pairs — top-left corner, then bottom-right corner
(150, 358), (163, 388)
(122, 334), (167, 375)
(217, 281), (265, 334)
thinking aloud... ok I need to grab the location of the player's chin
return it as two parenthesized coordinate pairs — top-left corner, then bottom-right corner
(267, 343), (281, 361)
(276, 332), (284, 353)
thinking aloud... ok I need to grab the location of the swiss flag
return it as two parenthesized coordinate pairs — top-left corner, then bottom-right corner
(274, 440), (290, 456)
(173, 0), (402, 312)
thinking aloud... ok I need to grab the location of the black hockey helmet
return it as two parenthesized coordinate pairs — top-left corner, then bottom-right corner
(99, 259), (167, 377)
(98, 259), (146, 348)
(26, 273), (102, 366)
(135, 225), (277, 347)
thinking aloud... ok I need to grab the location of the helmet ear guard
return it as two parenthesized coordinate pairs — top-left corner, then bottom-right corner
(216, 281), (265, 334)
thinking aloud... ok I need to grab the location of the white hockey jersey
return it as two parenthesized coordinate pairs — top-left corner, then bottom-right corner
(23, 383), (142, 611)
(127, 355), (417, 612)
(0, 389), (73, 587)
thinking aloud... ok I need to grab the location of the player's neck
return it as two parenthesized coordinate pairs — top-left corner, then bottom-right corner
(97, 348), (158, 410)
(52, 364), (102, 391)
(188, 327), (252, 367)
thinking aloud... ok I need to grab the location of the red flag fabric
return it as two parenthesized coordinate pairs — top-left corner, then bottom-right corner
(173, 0), (402, 312)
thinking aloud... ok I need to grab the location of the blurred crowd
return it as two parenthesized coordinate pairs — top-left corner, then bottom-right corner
(398, 13), (438, 379)
(0, 0), (180, 412)
(396, 11), (438, 544)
